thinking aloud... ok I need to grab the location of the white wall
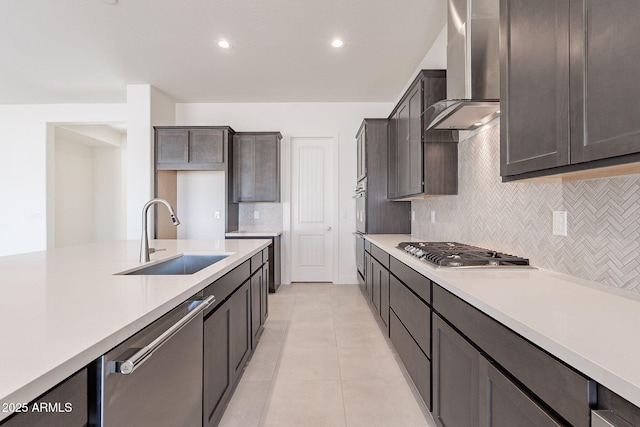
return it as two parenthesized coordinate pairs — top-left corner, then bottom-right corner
(54, 139), (95, 247)
(176, 102), (392, 284)
(93, 142), (127, 242)
(126, 85), (177, 240)
(0, 103), (126, 256)
(53, 126), (127, 248)
(176, 171), (226, 239)
(393, 25), (447, 106)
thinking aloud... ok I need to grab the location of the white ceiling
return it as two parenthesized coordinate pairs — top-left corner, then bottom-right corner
(0, 0), (446, 104)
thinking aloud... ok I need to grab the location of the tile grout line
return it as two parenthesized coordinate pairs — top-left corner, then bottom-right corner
(331, 285), (351, 427)
(256, 286), (296, 427)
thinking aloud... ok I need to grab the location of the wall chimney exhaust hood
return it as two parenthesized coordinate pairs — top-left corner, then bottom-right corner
(424, 0), (500, 131)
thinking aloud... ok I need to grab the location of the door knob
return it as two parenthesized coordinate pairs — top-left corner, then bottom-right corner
(326, 226), (332, 231)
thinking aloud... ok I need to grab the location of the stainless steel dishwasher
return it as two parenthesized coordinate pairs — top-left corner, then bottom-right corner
(94, 294), (214, 427)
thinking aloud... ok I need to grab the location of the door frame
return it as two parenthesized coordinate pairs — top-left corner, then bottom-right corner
(282, 133), (340, 284)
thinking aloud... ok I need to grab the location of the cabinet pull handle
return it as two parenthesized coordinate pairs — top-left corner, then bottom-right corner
(116, 295), (215, 375)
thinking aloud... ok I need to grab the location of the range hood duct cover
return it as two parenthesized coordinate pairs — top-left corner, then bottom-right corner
(425, 0), (500, 131)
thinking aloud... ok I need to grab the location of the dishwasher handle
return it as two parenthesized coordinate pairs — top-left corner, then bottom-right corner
(117, 295), (215, 375)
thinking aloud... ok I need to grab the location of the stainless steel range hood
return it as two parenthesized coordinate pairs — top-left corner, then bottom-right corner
(424, 0), (500, 131)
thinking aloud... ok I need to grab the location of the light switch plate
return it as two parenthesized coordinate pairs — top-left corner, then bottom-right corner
(430, 211), (436, 223)
(552, 211), (567, 236)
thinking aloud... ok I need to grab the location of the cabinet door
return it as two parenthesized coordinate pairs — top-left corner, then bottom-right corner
(261, 262), (269, 324)
(364, 251), (372, 299)
(250, 268), (261, 347)
(396, 83), (423, 198)
(432, 314), (480, 427)
(396, 101), (411, 197)
(356, 125), (366, 181)
(157, 128), (189, 166)
(387, 111), (399, 199)
(204, 303), (232, 427)
(379, 264), (389, 329)
(190, 128), (224, 165)
(371, 257), (381, 314)
(570, 1), (640, 163)
(407, 83), (423, 195)
(500, 0), (570, 177)
(254, 134), (280, 201)
(233, 133), (280, 202)
(479, 358), (563, 427)
(234, 134), (255, 201)
(230, 280), (252, 382)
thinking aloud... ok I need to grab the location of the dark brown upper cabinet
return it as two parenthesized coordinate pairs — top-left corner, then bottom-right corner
(155, 127), (229, 171)
(153, 126), (238, 235)
(356, 126), (366, 182)
(388, 70), (458, 200)
(232, 132), (281, 203)
(501, 0), (640, 181)
(357, 119), (410, 234)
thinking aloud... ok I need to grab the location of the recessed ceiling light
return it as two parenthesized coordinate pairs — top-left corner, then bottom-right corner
(218, 40), (231, 49)
(331, 39), (344, 48)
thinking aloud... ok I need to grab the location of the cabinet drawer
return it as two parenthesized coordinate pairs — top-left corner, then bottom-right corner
(390, 256), (430, 304)
(365, 240), (371, 253)
(433, 284), (594, 427)
(204, 260), (250, 314)
(390, 275), (431, 358)
(251, 252), (263, 274)
(390, 310), (431, 410)
(370, 244), (389, 269)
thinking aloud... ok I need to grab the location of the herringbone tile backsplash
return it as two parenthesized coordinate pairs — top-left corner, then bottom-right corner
(412, 124), (640, 292)
(238, 203), (283, 231)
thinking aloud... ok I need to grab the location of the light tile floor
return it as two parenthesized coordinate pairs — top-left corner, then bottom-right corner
(219, 283), (438, 427)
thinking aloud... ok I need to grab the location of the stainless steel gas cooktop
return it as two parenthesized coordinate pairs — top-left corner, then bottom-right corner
(397, 242), (533, 269)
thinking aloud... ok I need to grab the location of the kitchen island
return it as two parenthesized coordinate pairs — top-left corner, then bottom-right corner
(365, 234), (640, 425)
(226, 231), (282, 293)
(0, 238), (270, 423)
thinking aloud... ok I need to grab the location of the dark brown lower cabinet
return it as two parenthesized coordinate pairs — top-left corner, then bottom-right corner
(261, 262), (269, 324)
(204, 302), (232, 427)
(365, 250), (390, 330)
(0, 368), (87, 427)
(204, 278), (252, 427)
(432, 316), (564, 427)
(364, 251), (372, 300)
(432, 314), (479, 427)
(230, 280), (252, 382)
(479, 358), (563, 427)
(389, 310), (431, 409)
(250, 261), (269, 348)
(251, 266), (263, 346)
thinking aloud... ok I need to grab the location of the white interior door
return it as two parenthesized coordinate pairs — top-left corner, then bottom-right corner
(291, 137), (334, 282)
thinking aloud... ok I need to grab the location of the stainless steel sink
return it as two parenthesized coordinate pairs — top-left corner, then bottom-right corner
(118, 254), (230, 275)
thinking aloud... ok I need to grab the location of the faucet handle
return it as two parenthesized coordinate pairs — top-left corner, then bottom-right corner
(148, 248), (166, 254)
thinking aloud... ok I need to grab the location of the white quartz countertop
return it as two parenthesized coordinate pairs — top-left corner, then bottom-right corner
(365, 234), (640, 408)
(226, 230), (283, 237)
(0, 238), (270, 422)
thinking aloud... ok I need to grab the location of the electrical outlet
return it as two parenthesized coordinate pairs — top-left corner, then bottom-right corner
(430, 211), (436, 223)
(253, 211), (259, 219)
(552, 211), (568, 236)
(214, 211), (220, 219)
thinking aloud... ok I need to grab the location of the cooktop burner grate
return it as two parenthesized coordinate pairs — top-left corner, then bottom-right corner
(397, 242), (532, 268)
